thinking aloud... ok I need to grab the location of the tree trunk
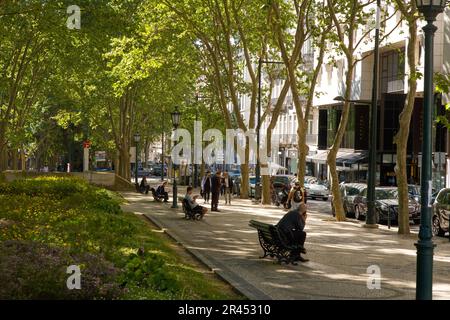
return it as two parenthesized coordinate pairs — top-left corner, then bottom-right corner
(116, 91), (133, 181)
(20, 148), (26, 171)
(261, 80), (291, 203)
(297, 118), (309, 185)
(12, 149), (18, 170)
(328, 60), (354, 222)
(394, 17), (417, 235)
(0, 138), (7, 172)
(144, 139), (149, 168)
(240, 149), (250, 199)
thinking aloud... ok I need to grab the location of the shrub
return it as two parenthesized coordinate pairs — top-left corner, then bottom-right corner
(120, 252), (181, 293)
(0, 177), (89, 199)
(0, 240), (124, 300)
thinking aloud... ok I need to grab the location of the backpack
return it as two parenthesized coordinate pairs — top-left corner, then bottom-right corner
(293, 189), (303, 203)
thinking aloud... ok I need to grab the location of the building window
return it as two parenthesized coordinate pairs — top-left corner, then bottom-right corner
(308, 116), (314, 135)
(380, 48), (405, 94)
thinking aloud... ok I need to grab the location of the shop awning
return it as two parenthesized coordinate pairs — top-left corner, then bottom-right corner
(336, 151), (368, 167)
(308, 150), (368, 167)
(307, 150), (328, 164)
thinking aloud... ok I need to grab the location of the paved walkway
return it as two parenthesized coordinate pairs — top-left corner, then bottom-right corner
(121, 190), (450, 300)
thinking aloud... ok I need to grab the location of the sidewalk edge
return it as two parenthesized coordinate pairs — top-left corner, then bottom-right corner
(142, 213), (272, 300)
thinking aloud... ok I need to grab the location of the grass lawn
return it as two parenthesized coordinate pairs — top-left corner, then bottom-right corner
(0, 176), (242, 300)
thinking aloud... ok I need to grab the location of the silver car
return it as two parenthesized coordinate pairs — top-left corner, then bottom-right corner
(305, 183), (329, 201)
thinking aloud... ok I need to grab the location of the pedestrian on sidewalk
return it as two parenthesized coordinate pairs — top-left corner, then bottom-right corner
(223, 171), (233, 205)
(201, 171), (212, 204)
(139, 176), (150, 194)
(276, 203), (308, 262)
(211, 171), (221, 212)
(288, 181), (307, 210)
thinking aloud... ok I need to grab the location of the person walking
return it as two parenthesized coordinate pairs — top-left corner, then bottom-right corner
(287, 181), (307, 210)
(201, 171), (212, 204)
(211, 171), (222, 212)
(223, 171), (233, 205)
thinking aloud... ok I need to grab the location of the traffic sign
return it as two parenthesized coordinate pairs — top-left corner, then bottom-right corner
(83, 140), (91, 149)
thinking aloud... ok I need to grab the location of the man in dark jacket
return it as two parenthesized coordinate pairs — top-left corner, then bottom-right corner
(211, 171), (222, 212)
(276, 203), (308, 262)
(156, 181), (169, 202)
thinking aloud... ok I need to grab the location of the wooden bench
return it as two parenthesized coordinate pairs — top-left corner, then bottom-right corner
(249, 220), (301, 265)
(182, 198), (204, 221)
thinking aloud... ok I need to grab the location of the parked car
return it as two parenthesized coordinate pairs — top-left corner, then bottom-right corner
(408, 184), (437, 203)
(408, 185), (420, 202)
(151, 165), (167, 177)
(272, 175), (296, 191)
(332, 183), (367, 217)
(304, 176), (318, 185)
(232, 176), (256, 197)
(354, 187), (421, 224)
(432, 188), (450, 237)
(305, 183), (329, 201)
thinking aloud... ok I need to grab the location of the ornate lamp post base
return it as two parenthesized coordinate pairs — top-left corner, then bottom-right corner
(171, 169), (178, 209)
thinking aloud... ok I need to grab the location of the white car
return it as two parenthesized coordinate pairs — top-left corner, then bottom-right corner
(305, 183), (329, 201)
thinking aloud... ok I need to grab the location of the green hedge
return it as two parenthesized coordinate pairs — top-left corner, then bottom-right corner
(0, 177), (237, 300)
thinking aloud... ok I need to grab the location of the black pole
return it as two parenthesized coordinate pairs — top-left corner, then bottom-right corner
(416, 17), (437, 301)
(135, 140), (139, 185)
(171, 124), (178, 209)
(194, 94), (199, 189)
(366, 0), (380, 227)
(255, 57), (262, 200)
(161, 113), (164, 182)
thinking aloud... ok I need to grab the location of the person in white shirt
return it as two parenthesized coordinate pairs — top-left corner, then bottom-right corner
(184, 186), (208, 215)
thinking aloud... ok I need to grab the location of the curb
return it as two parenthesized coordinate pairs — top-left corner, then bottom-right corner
(143, 213), (272, 300)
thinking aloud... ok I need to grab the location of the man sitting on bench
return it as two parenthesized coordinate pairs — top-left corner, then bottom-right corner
(156, 181), (169, 203)
(276, 203), (309, 263)
(184, 186), (208, 216)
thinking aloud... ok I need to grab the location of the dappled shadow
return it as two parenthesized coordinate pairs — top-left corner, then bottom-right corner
(122, 192), (450, 299)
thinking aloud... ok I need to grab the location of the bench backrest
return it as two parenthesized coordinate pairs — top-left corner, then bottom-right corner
(249, 220), (294, 249)
(249, 220), (277, 243)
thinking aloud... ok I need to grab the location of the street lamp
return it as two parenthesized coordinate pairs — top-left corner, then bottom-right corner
(415, 0), (446, 300)
(161, 113), (164, 182)
(171, 106), (181, 209)
(256, 58), (284, 201)
(366, 0), (381, 228)
(134, 133), (141, 185)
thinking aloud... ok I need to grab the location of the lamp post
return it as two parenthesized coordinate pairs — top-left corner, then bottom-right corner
(415, 0), (446, 300)
(256, 58), (284, 201)
(161, 113), (165, 182)
(194, 94), (200, 189)
(134, 133), (141, 185)
(366, 0), (381, 228)
(171, 106), (181, 209)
